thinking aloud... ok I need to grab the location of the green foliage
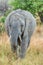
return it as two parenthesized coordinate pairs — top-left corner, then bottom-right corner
(0, 23), (5, 33)
(10, 0), (42, 15)
(0, 16), (6, 33)
(0, 0), (43, 33)
(0, 16), (6, 23)
(36, 1), (43, 12)
(10, 0), (43, 15)
(0, 10), (11, 23)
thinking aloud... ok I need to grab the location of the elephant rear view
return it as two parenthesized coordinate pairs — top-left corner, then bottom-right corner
(5, 9), (36, 58)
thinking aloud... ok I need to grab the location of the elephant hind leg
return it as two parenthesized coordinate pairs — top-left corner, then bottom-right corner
(11, 44), (17, 53)
(17, 37), (21, 46)
(27, 40), (30, 48)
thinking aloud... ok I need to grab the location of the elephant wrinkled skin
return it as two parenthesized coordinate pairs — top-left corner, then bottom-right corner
(5, 9), (36, 58)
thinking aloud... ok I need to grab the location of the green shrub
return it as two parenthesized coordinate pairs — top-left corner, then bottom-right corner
(0, 16), (5, 33)
(0, 16), (6, 23)
(10, 0), (43, 15)
(0, 23), (5, 33)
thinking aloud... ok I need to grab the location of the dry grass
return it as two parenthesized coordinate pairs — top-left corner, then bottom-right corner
(0, 24), (43, 65)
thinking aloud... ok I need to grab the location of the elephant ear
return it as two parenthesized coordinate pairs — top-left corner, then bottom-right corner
(5, 16), (10, 37)
(13, 13), (25, 43)
(16, 14), (26, 38)
(14, 13), (25, 33)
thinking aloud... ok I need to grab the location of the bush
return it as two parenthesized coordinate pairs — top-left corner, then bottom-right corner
(0, 16), (6, 23)
(10, 0), (43, 16)
(0, 23), (5, 33)
(0, 10), (11, 23)
(10, 0), (37, 15)
(0, 16), (6, 33)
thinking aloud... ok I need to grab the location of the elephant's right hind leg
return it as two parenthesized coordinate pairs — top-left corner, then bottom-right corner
(11, 44), (17, 53)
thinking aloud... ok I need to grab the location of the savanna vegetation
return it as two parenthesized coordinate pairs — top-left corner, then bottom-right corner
(0, 0), (43, 65)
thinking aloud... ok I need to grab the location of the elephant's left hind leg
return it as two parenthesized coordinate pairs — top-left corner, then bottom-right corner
(20, 36), (28, 58)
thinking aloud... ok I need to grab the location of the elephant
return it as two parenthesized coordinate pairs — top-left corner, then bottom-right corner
(0, 0), (12, 16)
(5, 9), (36, 58)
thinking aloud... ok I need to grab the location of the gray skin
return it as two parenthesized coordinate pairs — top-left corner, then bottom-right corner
(5, 9), (36, 58)
(0, 0), (11, 16)
(0, 0), (8, 12)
